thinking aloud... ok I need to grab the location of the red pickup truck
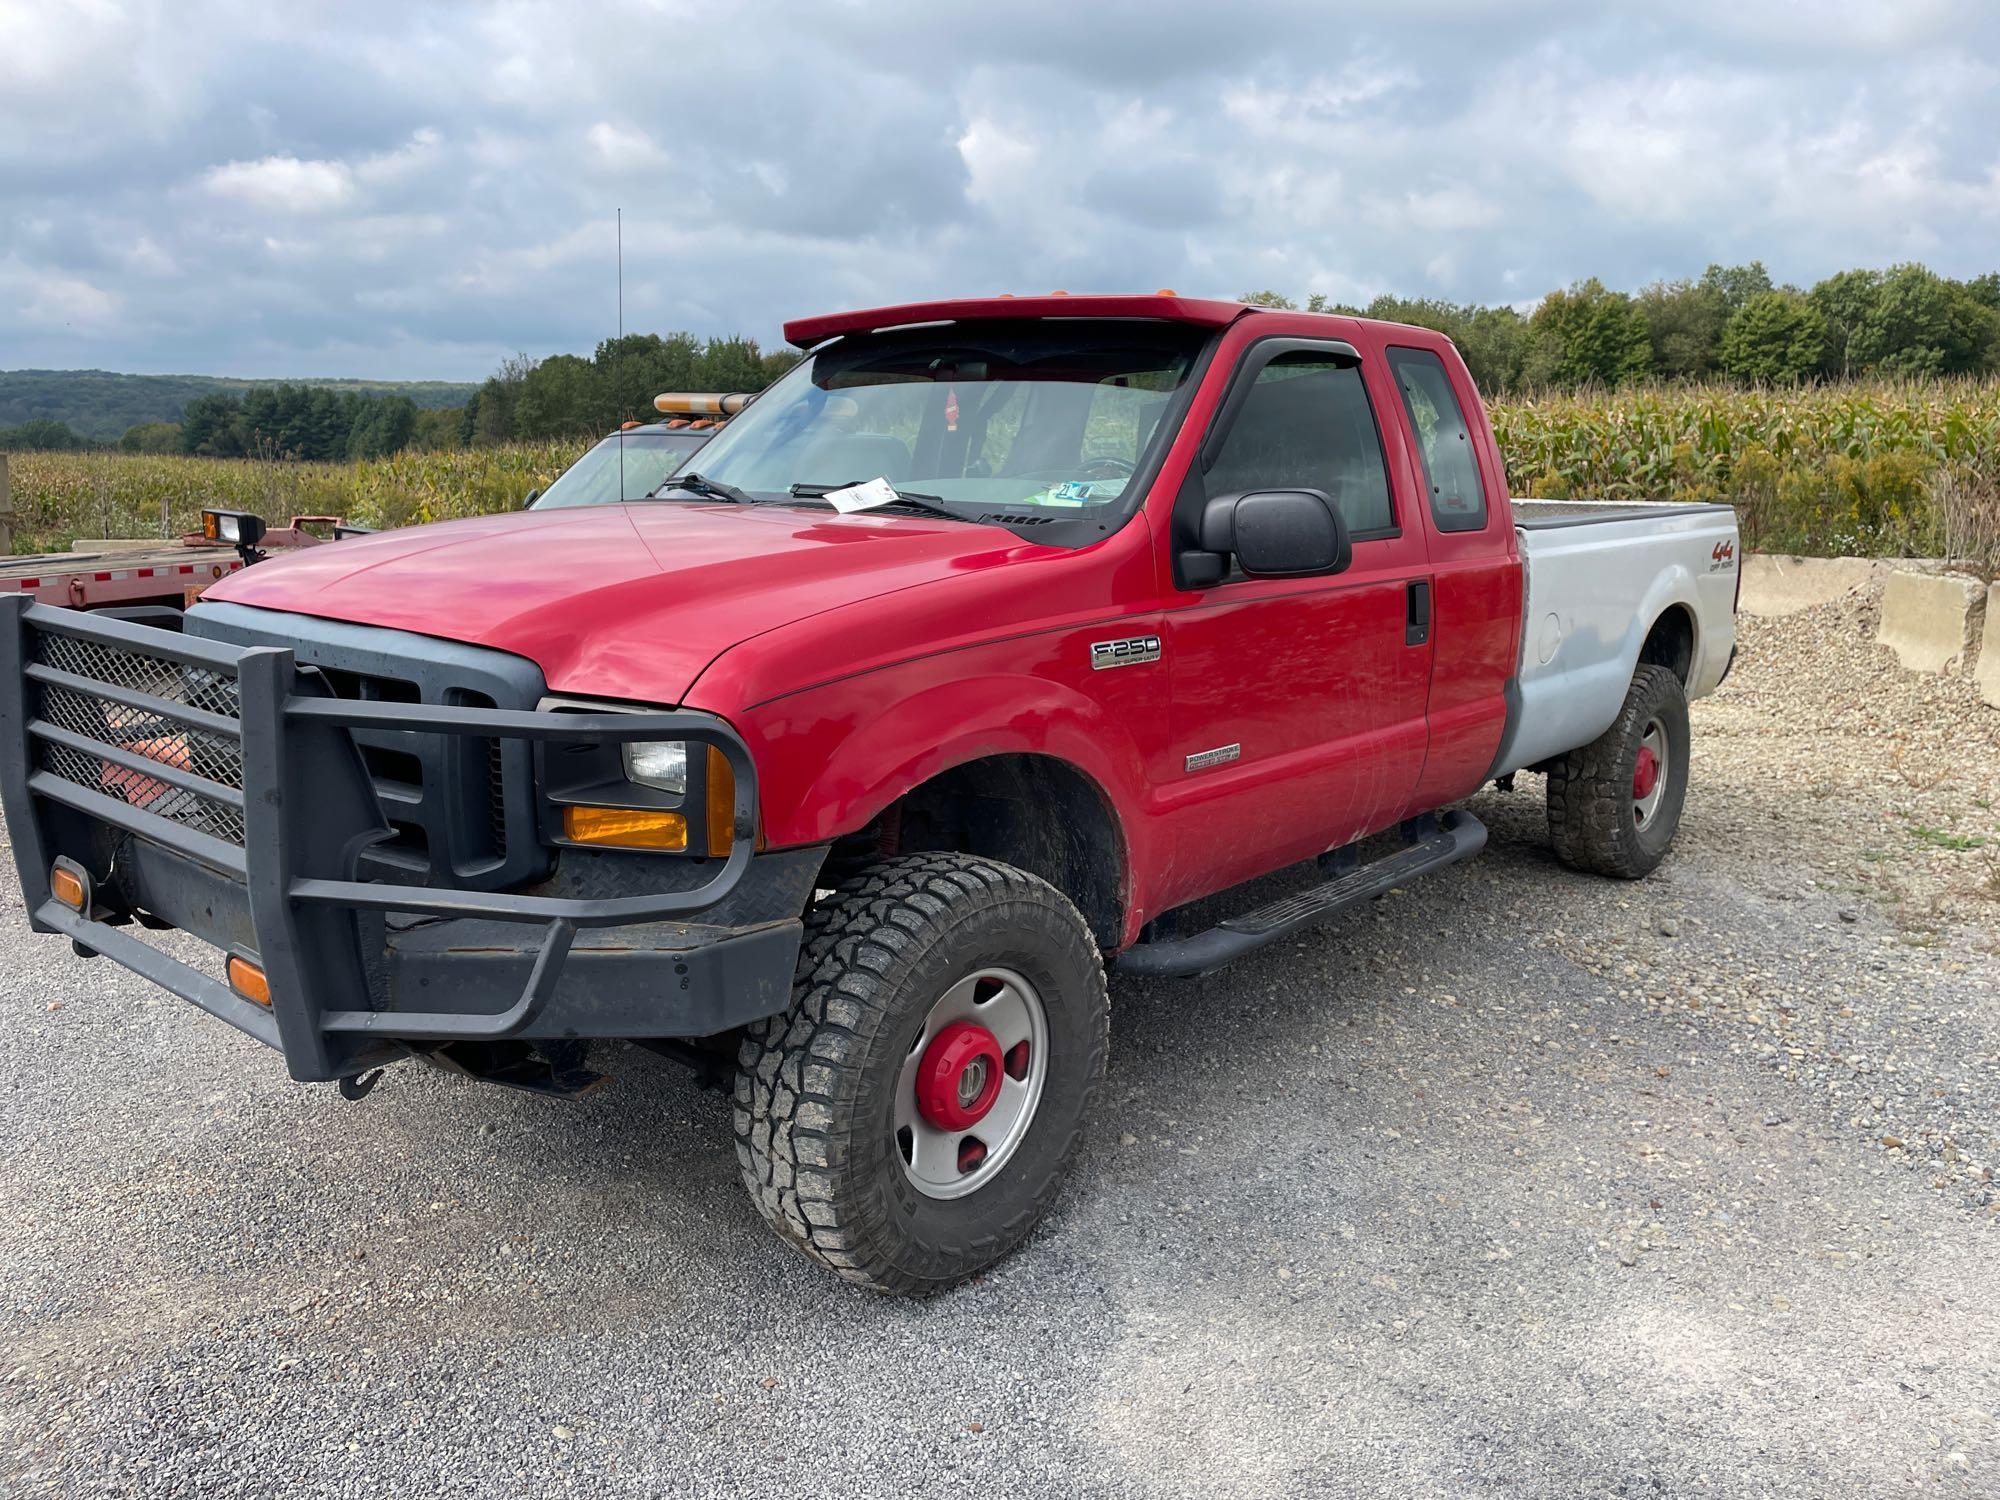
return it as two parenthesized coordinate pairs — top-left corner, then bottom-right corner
(0, 295), (1737, 1295)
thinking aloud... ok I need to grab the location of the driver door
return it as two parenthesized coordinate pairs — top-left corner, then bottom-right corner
(1155, 338), (1435, 907)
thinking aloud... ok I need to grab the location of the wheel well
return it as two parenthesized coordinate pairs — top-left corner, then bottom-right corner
(832, 755), (1126, 949)
(1639, 604), (1695, 685)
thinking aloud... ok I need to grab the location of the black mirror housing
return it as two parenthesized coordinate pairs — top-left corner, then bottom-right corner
(1199, 489), (1351, 579)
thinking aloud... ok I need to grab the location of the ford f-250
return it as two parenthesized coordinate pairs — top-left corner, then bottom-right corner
(0, 294), (1738, 1294)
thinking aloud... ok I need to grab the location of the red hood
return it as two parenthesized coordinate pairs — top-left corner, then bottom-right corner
(201, 503), (1047, 703)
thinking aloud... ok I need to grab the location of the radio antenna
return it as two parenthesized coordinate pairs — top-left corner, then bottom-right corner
(616, 206), (625, 500)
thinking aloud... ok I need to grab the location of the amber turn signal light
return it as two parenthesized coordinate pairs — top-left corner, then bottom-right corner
(227, 955), (271, 1007)
(563, 805), (689, 851)
(50, 864), (87, 910)
(705, 745), (735, 857)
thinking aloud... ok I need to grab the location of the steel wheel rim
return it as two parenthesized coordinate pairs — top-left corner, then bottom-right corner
(1633, 718), (1668, 829)
(895, 966), (1048, 1200)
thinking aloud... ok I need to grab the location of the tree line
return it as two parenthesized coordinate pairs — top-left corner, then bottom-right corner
(1243, 261), (2000, 395)
(7, 262), (1998, 458)
(457, 333), (795, 446)
(0, 332), (798, 459)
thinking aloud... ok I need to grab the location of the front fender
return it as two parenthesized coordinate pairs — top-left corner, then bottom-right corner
(728, 650), (1164, 930)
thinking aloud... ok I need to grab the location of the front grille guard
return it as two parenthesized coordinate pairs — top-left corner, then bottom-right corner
(0, 598), (758, 1081)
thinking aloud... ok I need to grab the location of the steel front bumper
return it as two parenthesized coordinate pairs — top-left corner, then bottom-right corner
(0, 598), (815, 1082)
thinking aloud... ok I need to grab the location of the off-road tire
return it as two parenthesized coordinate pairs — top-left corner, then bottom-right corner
(1547, 664), (1691, 879)
(733, 853), (1108, 1295)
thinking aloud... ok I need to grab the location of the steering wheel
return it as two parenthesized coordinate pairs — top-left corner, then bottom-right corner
(1078, 456), (1135, 479)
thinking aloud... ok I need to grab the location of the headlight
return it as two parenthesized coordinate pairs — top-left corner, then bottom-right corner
(622, 740), (688, 794)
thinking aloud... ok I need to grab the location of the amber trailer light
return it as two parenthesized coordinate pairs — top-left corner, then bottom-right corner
(564, 805), (689, 851)
(227, 955), (272, 1007)
(50, 863), (88, 910)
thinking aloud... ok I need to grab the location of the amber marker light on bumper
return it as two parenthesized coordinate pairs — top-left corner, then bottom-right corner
(563, 806), (689, 851)
(50, 863), (87, 910)
(227, 955), (272, 1007)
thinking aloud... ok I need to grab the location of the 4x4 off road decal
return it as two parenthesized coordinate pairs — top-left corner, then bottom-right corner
(1709, 539), (1736, 572)
(1090, 635), (1161, 670)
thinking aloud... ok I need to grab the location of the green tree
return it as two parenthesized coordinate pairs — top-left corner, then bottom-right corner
(1636, 277), (1727, 379)
(1809, 268), (1881, 377)
(1718, 290), (1827, 383)
(1849, 263), (1994, 376)
(1238, 290), (1297, 309)
(1529, 279), (1653, 388)
(471, 356), (537, 445)
(513, 354), (603, 439)
(1697, 261), (1774, 315)
(179, 393), (245, 456)
(0, 418), (90, 451)
(118, 422), (181, 453)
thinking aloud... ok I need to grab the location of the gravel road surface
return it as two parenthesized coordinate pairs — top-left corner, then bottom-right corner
(3, 583), (1996, 1498)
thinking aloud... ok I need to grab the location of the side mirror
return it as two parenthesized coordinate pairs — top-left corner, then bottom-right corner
(1197, 489), (1350, 579)
(523, 488), (541, 509)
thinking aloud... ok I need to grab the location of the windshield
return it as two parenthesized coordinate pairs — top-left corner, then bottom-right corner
(674, 320), (1206, 512)
(532, 430), (709, 509)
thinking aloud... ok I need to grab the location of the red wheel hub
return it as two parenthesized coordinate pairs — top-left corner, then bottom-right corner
(1632, 745), (1660, 801)
(915, 1022), (1004, 1131)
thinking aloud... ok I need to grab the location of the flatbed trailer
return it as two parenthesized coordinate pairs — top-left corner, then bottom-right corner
(0, 516), (345, 610)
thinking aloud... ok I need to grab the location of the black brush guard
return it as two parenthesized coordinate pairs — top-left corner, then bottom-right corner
(0, 597), (785, 1082)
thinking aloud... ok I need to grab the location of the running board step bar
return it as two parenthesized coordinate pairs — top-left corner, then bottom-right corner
(1114, 810), (1488, 979)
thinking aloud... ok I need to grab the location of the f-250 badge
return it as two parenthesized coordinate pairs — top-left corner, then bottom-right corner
(1090, 635), (1162, 670)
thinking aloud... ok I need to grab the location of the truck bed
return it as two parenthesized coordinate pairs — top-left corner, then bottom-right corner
(1511, 499), (1733, 529)
(1491, 498), (1738, 776)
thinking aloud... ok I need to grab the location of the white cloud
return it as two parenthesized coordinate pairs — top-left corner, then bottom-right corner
(2, 258), (121, 331)
(203, 154), (357, 213)
(5, 0), (2000, 377)
(586, 122), (668, 171)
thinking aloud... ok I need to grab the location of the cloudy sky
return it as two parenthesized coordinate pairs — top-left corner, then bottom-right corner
(4, 0), (1999, 380)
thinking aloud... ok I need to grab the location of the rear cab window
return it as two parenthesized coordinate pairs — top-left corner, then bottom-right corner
(1386, 347), (1488, 533)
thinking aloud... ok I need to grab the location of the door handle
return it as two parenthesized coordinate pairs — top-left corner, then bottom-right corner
(1405, 580), (1431, 646)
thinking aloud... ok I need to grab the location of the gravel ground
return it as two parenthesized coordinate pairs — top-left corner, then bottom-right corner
(3, 581), (1997, 1499)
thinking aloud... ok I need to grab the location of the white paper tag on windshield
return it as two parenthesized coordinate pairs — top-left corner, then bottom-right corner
(823, 476), (901, 513)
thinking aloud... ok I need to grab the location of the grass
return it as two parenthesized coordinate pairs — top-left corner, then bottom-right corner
(1906, 826), (1990, 852)
(4, 376), (1999, 564)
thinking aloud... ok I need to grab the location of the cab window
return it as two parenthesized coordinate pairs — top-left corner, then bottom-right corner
(1204, 352), (1395, 537)
(1387, 347), (1488, 532)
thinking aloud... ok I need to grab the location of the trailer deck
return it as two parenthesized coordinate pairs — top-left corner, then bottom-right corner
(0, 516), (345, 609)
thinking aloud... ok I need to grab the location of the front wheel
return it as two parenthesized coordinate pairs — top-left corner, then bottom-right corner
(1546, 664), (1691, 879)
(733, 853), (1108, 1295)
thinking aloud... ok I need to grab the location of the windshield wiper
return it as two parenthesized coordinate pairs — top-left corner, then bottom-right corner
(788, 481), (963, 522)
(652, 471), (758, 505)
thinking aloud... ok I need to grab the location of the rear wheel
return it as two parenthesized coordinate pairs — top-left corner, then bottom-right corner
(1547, 664), (1691, 879)
(733, 852), (1107, 1295)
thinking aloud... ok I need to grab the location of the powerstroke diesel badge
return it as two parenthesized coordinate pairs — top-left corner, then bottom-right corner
(1090, 635), (1162, 670)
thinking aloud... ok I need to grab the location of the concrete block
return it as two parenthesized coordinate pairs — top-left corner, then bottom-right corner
(1877, 570), (1986, 676)
(1977, 582), (2000, 709)
(1739, 554), (1904, 619)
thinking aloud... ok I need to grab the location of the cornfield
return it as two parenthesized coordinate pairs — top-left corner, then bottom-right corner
(5, 379), (1999, 571)
(1, 443), (587, 554)
(1493, 379), (2000, 564)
